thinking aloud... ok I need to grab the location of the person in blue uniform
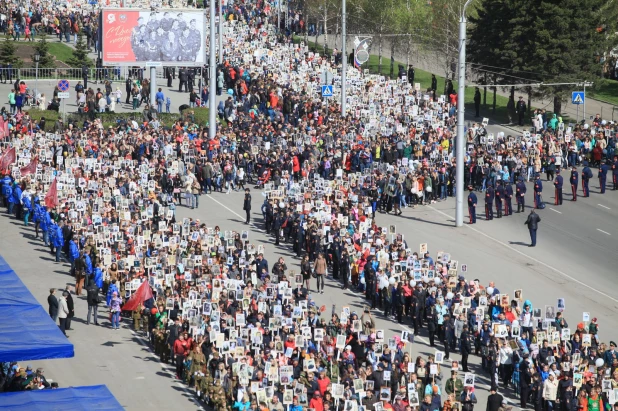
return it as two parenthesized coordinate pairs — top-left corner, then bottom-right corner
(553, 170), (563, 205)
(533, 174), (543, 209)
(516, 177), (526, 213)
(495, 181), (504, 218)
(612, 156), (618, 191)
(570, 166), (578, 201)
(467, 185), (477, 224)
(504, 181), (513, 216)
(598, 161), (609, 194)
(582, 161), (592, 197)
(485, 182), (494, 220)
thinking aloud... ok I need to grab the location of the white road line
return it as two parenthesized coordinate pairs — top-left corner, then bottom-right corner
(598, 204), (611, 210)
(597, 229), (611, 236)
(549, 208), (562, 214)
(427, 205), (618, 304)
(205, 194), (265, 233)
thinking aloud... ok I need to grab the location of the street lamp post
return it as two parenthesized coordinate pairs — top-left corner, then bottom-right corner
(341, 0), (347, 116)
(455, 0), (474, 227)
(34, 52), (40, 101)
(209, 0), (217, 140)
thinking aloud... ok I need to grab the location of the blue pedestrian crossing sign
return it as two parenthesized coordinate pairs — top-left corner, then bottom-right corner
(321, 85), (333, 98)
(572, 91), (584, 105)
(58, 79), (70, 92)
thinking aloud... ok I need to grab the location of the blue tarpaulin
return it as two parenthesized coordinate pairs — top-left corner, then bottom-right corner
(0, 385), (123, 410)
(0, 255), (74, 362)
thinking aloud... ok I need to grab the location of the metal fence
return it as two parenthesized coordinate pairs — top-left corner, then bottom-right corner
(0, 67), (205, 83)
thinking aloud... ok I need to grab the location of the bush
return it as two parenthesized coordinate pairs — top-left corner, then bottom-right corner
(28, 108), (60, 123)
(27, 109), (180, 129)
(181, 107), (209, 125)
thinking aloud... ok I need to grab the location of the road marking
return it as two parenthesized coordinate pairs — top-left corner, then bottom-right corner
(597, 229), (611, 236)
(549, 208), (562, 214)
(598, 204), (611, 210)
(428, 205), (618, 304)
(205, 194), (265, 233)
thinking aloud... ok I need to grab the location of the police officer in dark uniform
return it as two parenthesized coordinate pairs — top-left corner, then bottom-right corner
(485, 182), (494, 220)
(504, 181), (513, 216)
(570, 166), (579, 201)
(534, 174), (543, 209)
(467, 185), (477, 224)
(582, 161), (592, 197)
(495, 181), (504, 218)
(612, 155), (618, 190)
(553, 170), (563, 205)
(243, 188), (251, 224)
(599, 160), (609, 194)
(516, 177), (527, 213)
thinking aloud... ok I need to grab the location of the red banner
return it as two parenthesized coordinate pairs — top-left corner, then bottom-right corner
(20, 157), (38, 176)
(44, 178), (58, 210)
(0, 147), (16, 172)
(122, 280), (154, 311)
(0, 117), (8, 139)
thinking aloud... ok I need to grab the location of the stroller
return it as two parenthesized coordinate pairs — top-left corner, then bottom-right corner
(254, 168), (271, 188)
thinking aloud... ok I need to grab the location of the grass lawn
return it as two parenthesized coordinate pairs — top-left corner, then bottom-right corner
(589, 79), (618, 106)
(293, 36), (516, 125)
(47, 42), (79, 65)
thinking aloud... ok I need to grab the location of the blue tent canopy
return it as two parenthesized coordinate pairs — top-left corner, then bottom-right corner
(0, 385), (123, 410)
(0, 255), (74, 362)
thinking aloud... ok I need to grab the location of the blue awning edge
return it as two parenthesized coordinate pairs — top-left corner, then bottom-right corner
(0, 254), (74, 362)
(0, 385), (124, 410)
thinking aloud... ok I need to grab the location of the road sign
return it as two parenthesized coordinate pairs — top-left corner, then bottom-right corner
(572, 91), (584, 105)
(57, 92), (70, 99)
(57, 79), (70, 92)
(321, 85), (333, 98)
(320, 69), (333, 85)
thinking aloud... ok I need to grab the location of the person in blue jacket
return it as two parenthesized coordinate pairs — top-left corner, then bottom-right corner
(52, 220), (65, 262)
(1, 175), (12, 210)
(68, 239), (80, 270)
(94, 263), (104, 289)
(40, 207), (51, 246)
(6, 181), (17, 215)
(106, 279), (120, 306)
(11, 182), (22, 219)
(84, 249), (93, 288)
(21, 191), (32, 226)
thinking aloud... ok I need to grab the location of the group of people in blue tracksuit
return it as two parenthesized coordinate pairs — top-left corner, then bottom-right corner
(1, 175), (33, 226)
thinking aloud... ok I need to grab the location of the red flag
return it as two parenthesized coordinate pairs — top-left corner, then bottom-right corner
(20, 156), (38, 176)
(0, 117), (6, 139)
(122, 280), (154, 311)
(44, 178), (58, 209)
(0, 147), (16, 172)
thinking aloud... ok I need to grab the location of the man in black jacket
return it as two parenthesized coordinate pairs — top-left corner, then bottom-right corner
(524, 209), (541, 247)
(243, 188), (251, 224)
(48, 288), (59, 322)
(486, 386), (504, 411)
(65, 286), (75, 330)
(460, 325), (472, 372)
(86, 276), (100, 325)
(125, 77), (132, 104)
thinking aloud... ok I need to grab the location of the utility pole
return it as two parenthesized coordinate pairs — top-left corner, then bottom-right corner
(455, 0), (474, 228)
(341, 0), (347, 115)
(209, 0), (217, 139)
(218, 0), (224, 64)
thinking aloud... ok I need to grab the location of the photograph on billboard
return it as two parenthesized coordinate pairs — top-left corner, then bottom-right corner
(102, 9), (206, 66)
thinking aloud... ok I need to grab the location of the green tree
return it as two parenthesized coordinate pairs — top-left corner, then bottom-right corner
(468, 0), (618, 114)
(32, 33), (56, 68)
(67, 33), (93, 67)
(0, 36), (23, 68)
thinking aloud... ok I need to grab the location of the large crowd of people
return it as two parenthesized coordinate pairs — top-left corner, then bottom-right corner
(1, 0), (618, 409)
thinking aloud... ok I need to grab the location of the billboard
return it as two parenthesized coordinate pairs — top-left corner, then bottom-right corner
(102, 9), (206, 66)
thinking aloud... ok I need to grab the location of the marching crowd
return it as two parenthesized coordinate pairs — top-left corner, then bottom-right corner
(1, 0), (618, 410)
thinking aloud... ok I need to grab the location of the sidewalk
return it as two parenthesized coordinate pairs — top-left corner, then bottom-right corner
(310, 33), (618, 123)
